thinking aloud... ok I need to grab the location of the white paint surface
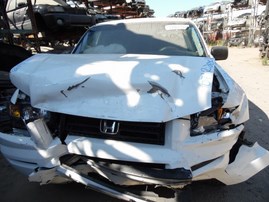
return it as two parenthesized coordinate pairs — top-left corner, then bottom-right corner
(10, 53), (215, 122)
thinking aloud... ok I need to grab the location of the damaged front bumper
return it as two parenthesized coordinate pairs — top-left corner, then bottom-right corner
(0, 118), (269, 189)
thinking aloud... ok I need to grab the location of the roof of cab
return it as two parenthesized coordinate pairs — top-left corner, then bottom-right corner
(93, 17), (194, 27)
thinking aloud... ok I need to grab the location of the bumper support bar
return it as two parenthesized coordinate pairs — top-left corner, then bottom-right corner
(56, 164), (153, 202)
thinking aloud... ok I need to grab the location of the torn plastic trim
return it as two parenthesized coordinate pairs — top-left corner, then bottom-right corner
(192, 142), (269, 185)
(29, 167), (72, 185)
(56, 164), (153, 202)
(26, 118), (53, 149)
(85, 159), (192, 186)
(222, 142), (269, 185)
(192, 152), (230, 182)
(56, 154), (192, 187)
(0, 116), (68, 172)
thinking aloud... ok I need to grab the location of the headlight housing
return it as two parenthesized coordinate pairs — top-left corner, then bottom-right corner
(9, 91), (50, 128)
(190, 107), (235, 136)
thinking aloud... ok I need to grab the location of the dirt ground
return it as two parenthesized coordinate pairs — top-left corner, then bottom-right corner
(0, 47), (269, 202)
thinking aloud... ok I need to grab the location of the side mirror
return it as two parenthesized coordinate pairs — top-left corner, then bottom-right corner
(211, 46), (228, 60)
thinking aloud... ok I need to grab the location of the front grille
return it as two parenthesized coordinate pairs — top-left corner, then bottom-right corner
(60, 114), (165, 145)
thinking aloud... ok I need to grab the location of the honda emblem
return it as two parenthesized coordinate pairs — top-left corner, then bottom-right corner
(100, 120), (120, 135)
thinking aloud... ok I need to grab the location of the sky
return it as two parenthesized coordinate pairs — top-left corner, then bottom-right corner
(146, 0), (219, 17)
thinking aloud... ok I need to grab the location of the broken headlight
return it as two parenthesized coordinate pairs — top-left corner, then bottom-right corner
(190, 95), (239, 136)
(9, 91), (50, 128)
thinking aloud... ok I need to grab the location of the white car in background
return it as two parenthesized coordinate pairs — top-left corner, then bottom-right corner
(204, 1), (232, 14)
(126, 0), (145, 4)
(0, 18), (269, 201)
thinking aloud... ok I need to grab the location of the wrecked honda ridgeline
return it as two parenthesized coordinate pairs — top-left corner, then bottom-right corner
(1, 18), (269, 201)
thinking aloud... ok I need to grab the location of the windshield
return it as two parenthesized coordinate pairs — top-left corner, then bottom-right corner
(35, 0), (68, 6)
(74, 21), (206, 57)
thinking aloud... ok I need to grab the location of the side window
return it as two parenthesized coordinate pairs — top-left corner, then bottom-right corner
(6, 0), (16, 11)
(16, 0), (27, 8)
(189, 27), (204, 56)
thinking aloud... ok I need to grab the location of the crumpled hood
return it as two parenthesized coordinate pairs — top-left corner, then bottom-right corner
(10, 53), (215, 122)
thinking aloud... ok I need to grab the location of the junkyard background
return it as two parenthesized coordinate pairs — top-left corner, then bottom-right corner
(1, 0), (269, 201)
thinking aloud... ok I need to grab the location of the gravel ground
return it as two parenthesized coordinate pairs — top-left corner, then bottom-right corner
(0, 47), (269, 202)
